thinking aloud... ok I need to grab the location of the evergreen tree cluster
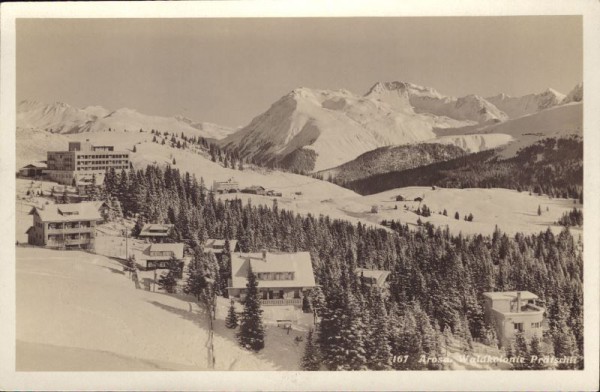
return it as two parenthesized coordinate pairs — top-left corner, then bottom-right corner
(104, 165), (583, 370)
(557, 208), (583, 228)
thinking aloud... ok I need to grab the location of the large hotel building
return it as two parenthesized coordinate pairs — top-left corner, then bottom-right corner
(46, 141), (130, 185)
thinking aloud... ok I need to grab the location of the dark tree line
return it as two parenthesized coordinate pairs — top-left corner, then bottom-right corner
(557, 208), (583, 228)
(104, 164), (583, 370)
(346, 137), (583, 201)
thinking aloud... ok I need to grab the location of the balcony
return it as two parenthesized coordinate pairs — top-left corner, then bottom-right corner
(47, 226), (94, 234)
(260, 298), (302, 306)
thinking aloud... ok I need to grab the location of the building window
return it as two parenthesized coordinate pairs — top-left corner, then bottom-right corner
(514, 322), (524, 332)
(531, 322), (542, 329)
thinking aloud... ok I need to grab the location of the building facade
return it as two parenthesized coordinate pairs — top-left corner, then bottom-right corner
(141, 243), (186, 271)
(26, 201), (107, 250)
(18, 162), (47, 178)
(213, 178), (239, 194)
(46, 141), (130, 185)
(138, 223), (174, 242)
(483, 291), (545, 346)
(228, 251), (316, 306)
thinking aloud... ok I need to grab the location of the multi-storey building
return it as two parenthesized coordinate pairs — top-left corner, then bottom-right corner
(228, 251), (316, 306)
(141, 243), (187, 272)
(45, 141), (130, 185)
(138, 223), (174, 243)
(483, 291), (546, 346)
(26, 201), (108, 250)
(213, 178), (239, 194)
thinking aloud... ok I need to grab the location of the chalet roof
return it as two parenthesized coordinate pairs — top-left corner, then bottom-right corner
(139, 223), (174, 237)
(230, 252), (316, 289)
(355, 268), (391, 286)
(144, 243), (185, 259)
(20, 162), (47, 169)
(204, 238), (238, 253)
(482, 291), (539, 301)
(29, 201), (105, 222)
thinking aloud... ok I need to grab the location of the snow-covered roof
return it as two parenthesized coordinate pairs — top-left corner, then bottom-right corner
(204, 238), (238, 254)
(482, 291), (539, 301)
(139, 223), (174, 237)
(20, 162), (47, 169)
(29, 201), (106, 222)
(355, 268), (391, 287)
(230, 252), (316, 289)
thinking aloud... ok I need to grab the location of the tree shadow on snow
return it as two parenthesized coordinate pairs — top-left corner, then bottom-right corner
(146, 299), (301, 371)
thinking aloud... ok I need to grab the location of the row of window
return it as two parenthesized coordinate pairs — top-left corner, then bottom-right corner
(256, 272), (295, 281)
(77, 154), (128, 159)
(78, 160), (128, 166)
(77, 166), (129, 171)
(514, 321), (543, 331)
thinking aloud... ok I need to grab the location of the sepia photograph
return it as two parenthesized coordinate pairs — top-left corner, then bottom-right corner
(1, 1), (599, 391)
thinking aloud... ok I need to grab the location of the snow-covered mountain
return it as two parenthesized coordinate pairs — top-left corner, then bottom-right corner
(218, 87), (472, 172)
(562, 83), (583, 104)
(17, 100), (101, 133)
(486, 88), (566, 119)
(365, 81), (509, 123)
(16, 100), (234, 140)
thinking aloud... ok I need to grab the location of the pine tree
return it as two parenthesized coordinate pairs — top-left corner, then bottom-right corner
(454, 211), (460, 220)
(133, 145), (137, 153)
(237, 264), (265, 351)
(537, 204), (542, 216)
(365, 292), (392, 370)
(157, 256), (182, 293)
(225, 299), (239, 329)
(512, 331), (530, 370)
(301, 329), (321, 371)
(529, 334), (547, 370)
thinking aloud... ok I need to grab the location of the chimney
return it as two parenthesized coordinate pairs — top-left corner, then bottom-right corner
(516, 291), (522, 313)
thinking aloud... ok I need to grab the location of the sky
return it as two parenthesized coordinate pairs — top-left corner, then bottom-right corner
(17, 16), (582, 128)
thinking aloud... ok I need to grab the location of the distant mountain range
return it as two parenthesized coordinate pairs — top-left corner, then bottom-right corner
(18, 81), (582, 173)
(16, 100), (235, 140)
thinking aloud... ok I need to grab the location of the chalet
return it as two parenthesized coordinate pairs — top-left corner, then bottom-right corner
(18, 162), (47, 178)
(141, 243), (187, 272)
(241, 185), (266, 195)
(228, 251), (316, 306)
(483, 291), (545, 346)
(356, 268), (391, 289)
(138, 223), (174, 242)
(213, 178), (239, 194)
(203, 239), (239, 256)
(26, 201), (108, 249)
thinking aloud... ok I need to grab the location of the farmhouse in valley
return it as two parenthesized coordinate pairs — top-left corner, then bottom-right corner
(141, 243), (188, 272)
(228, 251), (316, 306)
(45, 141), (130, 185)
(355, 267), (391, 289)
(482, 291), (545, 345)
(203, 238), (239, 256)
(138, 223), (174, 242)
(26, 201), (109, 249)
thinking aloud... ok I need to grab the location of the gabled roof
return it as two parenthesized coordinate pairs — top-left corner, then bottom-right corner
(20, 162), (47, 169)
(355, 268), (391, 286)
(482, 291), (539, 301)
(204, 239), (238, 253)
(29, 201), (105, 222)
(139, 223), (174, 237)
(144, 243), (184, 259)
(230, 252), (316, 289)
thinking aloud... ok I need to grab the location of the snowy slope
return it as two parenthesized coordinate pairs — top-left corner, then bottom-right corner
(219, 87), (461, 172)
(486, 88), (566, 119)
(365, 81), (508, 124)
(17, 100), (233, 140)
(16, 247), (307, 371)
